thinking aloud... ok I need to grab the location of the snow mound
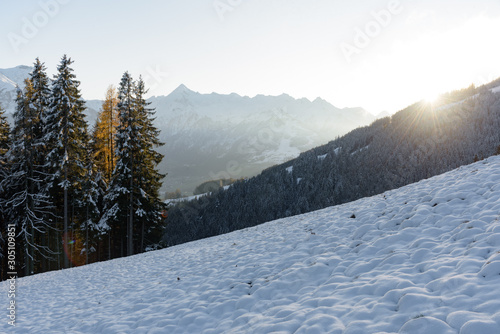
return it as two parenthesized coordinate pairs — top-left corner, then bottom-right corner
(3, 157), (500, 333)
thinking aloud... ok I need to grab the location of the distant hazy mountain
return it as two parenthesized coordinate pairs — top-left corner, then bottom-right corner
(163, 81), (500, 247)
(150, 85), (375, 194)
(0, 65), (32, 119)
(0, 65), (101, 124)
(0, 66), (375, 194)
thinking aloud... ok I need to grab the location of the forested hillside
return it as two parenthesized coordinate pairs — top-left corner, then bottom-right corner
(163, 82), (500, 246)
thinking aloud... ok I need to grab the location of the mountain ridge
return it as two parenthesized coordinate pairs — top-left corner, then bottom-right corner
(163, 81), (500, 246)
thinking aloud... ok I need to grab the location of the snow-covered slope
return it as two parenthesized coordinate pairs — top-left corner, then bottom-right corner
(4, 156), (500, 333)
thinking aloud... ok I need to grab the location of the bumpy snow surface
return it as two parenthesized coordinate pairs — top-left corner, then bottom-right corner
(4, 157), (500, 333)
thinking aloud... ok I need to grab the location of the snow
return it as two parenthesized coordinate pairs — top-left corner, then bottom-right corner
(165, 193), (206, 204)
(0, 73), (17, 87)
(0, 66), (31, 88)
(491, 85), (500, 94)
(351, 145), (369, 155)
(3, 157), (500, 333)
(0, 66), (32, 117)
(286, 166), (293, 174)
(166, 185), (232, 204)
(317, 154), (327, 161)
(437, 85), (500, 112)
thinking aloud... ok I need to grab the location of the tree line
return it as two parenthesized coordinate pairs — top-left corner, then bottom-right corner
(0, 56), (166, 278)
(163, 83), (500, 247)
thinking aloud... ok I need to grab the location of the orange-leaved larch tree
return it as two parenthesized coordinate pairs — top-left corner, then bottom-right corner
(93, 85), (119, 184)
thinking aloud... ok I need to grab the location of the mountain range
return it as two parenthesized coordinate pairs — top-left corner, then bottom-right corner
(163, 78), (500, 246)
(0, 65), (376, 194)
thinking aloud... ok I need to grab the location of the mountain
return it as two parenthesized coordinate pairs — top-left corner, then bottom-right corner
(0, 65), (32, 118)
(4, 155), (500, 333)
(150, 85), (375, 194)
(164, 81), (500, 246)
(0, 66), (102, 125)
(0, 65), (375, 194)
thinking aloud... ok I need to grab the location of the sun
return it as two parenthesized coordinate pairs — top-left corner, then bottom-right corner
(424, 92), (440, 104)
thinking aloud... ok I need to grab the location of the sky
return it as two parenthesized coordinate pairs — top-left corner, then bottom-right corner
(1, 0), (500, 115)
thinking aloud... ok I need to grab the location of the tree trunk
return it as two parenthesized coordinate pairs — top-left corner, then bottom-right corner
(63, 168), (68, 269)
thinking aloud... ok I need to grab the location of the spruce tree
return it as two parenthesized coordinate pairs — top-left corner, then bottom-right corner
(100, 73), (165, 258)
(1, 84), (53, 276)
(0, 104), (9, 158)
(28, 58), (54, 271)
(44, 55), (89, 268)
(29, 58), (51, 153)
(100, 72), (135, 258)
(79, 138), (105, 264)
(133, 76), (166, 252)
(0, 103), (10, 271)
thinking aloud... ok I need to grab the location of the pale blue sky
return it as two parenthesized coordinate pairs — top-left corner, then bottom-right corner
(1, 0), (500, 114)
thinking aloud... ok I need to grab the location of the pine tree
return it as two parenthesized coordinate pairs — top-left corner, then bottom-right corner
(27, 58), (54, 272)
(133, 76), (166, 252)
(0, 103), (10, 272)
(29, 58), (51, 151)
(44, 55), (89, 268)
(78, 140), (105, 265)
(100, 73), (165, 258)
(100, 72), (135, 258)
(1, 84), (54, 276)
(93, 85), (119, 184)
(0, 104), (9, 158)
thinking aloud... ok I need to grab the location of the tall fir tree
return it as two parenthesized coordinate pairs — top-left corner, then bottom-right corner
(1, 83), (53, 276)
(0, 103), (10, 275)
(27, 58), (54, 272)
(133, 76), (166, 252)
(100, 72), (135, 258)
(0, 103), (9, 158)
(79, 135), (106, 264)
(43, 55), (89, 268)
(100, 73), (165, 258)
(29, 58), (51, 156)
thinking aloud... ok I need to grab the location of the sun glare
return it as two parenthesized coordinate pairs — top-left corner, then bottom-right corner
(424, 92), (440, 104)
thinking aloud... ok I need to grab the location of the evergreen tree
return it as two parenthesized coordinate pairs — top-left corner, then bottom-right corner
(27, 58), (54, 272)
(133, 76), (166, 252)
(0, 104), (9, 158)
(1, 84), (54, 276)
(100, 72), (135, 258)
(78, 139), (105, 264)
(29, 58), (51, 154)
(0, 103), (10, 271)
(43, 55), (89, 268)
(100, 73), (165, 258)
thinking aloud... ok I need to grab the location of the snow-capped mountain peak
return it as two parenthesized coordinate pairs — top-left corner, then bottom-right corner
(169, 84), (197, 97)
